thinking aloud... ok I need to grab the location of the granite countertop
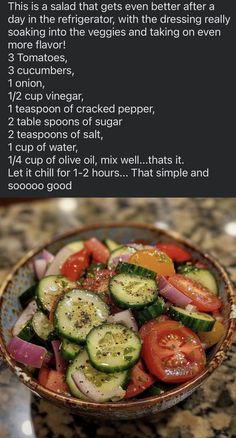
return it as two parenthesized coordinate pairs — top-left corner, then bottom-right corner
(0, 198), (235, 438)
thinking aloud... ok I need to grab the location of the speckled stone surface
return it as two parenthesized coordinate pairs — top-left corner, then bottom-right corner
(0, 198), (235, 438)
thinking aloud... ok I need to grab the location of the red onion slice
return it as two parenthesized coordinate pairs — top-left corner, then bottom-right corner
(41, 249), (55, 264)
(111, 253), (131, 267)
(7, 337), (47, 368)
(45, 246), (74, 276)
(158, 276), (192, 307)
(126, 244), (153, 250)
(108, 310), (138, 332)
(51, 340), (68, 373)
(33, 259), (47, 280)
(43, 351), (53, 364)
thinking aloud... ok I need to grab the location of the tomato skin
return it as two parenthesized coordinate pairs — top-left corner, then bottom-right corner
(38, 367), (50, 387)
(168, 274), (222, 312)
(129, 248), (175, 276)
(139, 319), (167, 342)
(82, 269), (114, 305)
(156, 243), (192, 263)
(125, 360), (156, 399)
(198, 321), (225, 348)
(84, 238), (109, 264)
(82, 269), (114, 293)
(60, 248), (90, 281)
(38, 368), (69, 394)
(142, 321), (206, 383)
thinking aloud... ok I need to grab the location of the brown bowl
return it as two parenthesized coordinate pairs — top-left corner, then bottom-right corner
(0, 222), (235, 420)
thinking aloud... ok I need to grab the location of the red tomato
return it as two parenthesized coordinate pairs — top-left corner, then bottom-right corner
(82, 269), (114, 293)
(39, 368), (69, 394)
(139, 320), (163, 342)
(60, 248), (90, 281)
(142, 321), (206, 383)
(155, 243), (192, 263)
(82, 269), (114, 305)
(38, 367), (50, 387)
(84, 238), (109, 264)
(168, 274), (222, 312)
(125, 360), (156, 398)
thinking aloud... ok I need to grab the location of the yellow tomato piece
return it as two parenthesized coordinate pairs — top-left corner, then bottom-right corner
(129, 249), (175, 276)
(198, 320), (225, 348)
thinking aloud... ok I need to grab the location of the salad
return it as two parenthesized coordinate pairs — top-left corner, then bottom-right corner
(7, 237), (224, 402)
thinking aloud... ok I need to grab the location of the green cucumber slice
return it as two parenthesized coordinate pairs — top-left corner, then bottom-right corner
(178, 265), (218, 295)
(108, 246), (136, 269)
(17, 322), (34, 342)
(61, 339), (81, 361)
(13, 300), (37, 341)
(143, 382), (169, 397)
(104, 239), (120, 252)
(54, 289), (109, 343)
(66, 350), (129, 402)
(116, 262), (156, 280)
(86, 323), (141, 372)
(19, 284), (37, 308)
(66, 351), (89, 400)
(36, 275), (77, 314)
(32, 310), (54, 342)
(168, 306), (215, 332)
(109, 273), (158, 309)
(136, 297), (165, 325)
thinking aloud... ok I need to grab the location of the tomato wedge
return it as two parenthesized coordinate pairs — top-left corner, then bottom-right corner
(125, 360), (156, 398)
(60, 248), (90, 281)
(82, 268), (114, 305)
(139, 319), (165, 342)
(168, 274), (221, 312)
(82, 269), (114, 293)
(38, 368), (69, 394)
(155, 243), (192, 263)
(129, 248), (175, 276)
(84, 238), (109, 264)
(142, 321), (206, 383)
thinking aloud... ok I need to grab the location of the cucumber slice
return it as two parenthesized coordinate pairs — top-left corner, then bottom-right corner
(54, 289), (109, 343)
(61, 339), (81, 360)
(109, 273), (158, 309)
(136, 297), (165, 325)
(67, 350), (129, 402)
(32, 311), (54, 342)
(36, 275), (77, 314)
(66, 351), (89, 400)
(13, 300), (37, 341)
(116, 262), (156, 280)
(104, 239), (120, 252)
(178, 265), (218, 295)
(17, 322), (35, 342)
(143, 382), (169, 397)
(86, 323), (141, 372)
(168, 306), (215, 332)
(19, 284), (37, 308)
(108, 246), (136, 269)
(65, 241), (84, 253)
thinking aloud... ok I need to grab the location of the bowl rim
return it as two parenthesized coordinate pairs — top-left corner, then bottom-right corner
(0, 221), (235, 411)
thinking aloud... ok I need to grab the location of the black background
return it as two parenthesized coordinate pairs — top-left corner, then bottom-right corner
(1, 0), (235, 197)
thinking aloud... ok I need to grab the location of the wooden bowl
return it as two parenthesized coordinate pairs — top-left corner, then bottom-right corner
(0, 222), (235, 420)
